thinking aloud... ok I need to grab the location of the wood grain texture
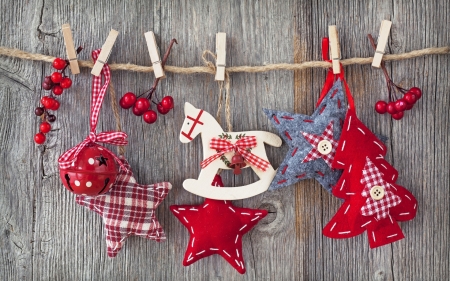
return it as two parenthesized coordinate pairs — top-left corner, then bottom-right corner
(0, 0), (448, 280)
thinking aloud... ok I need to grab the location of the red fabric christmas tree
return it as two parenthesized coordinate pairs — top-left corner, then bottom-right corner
(323, 109), (417, 248)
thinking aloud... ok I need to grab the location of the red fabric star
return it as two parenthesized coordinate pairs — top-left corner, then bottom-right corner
(76, 159), (172, 257)
(301, 120), (338, 167)
(170, 184), (267, 274)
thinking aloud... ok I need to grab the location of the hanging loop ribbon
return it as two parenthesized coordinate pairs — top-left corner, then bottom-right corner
(316, 37), (356, 112)
(58, 49), (128, 170)
(200, 136), (270, 171)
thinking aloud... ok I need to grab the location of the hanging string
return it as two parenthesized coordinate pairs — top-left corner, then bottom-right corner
(201, 50), (233, 132)
(108, 81), (125, 156)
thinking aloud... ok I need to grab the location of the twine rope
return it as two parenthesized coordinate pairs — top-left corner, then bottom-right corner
(0, 46), (448, 74)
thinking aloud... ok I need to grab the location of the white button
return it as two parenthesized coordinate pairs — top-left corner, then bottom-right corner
(86, 181), (92, 188)
(88, 158), (95, 165)
(74, 180), (81, 187)
(370, 186), (385, 200)
(317, 140), (333, 155)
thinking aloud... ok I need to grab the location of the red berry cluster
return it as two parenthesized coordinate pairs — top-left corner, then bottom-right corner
(120, 38), (178, 124)
(367, 35), (422, 121)
(375, 87), (422, 120)
(120, 91), (174, 124)
(34, 57), (76, 144)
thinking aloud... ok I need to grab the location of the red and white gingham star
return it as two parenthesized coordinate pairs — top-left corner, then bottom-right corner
(360, 157), (401, 220)
(76, 158), (171, 257)
(301, 121), (338, 167)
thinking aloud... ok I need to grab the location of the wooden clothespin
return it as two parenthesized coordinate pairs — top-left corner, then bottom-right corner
(91, 29), (119, 76)
(372, 20), (392, 68)
(61, 24), (80, 74)
(328, 26), (341, 74)
(215, 32), (226, 81)
(144, 31), (165, 78)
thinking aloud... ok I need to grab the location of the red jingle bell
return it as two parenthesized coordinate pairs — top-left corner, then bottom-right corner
(59, 145), (118, 195)
(230, 153), (246, 175)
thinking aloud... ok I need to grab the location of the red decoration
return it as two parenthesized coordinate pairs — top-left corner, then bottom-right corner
(170, 175), (268, 274)
(76, 159), (171, 257)
(58, 49), (128, 194)
(59, 145), (118, 195)
(323, 109), (417, 248)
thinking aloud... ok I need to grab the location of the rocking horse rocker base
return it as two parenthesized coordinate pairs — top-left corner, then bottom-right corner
(180, 103), (282, 200)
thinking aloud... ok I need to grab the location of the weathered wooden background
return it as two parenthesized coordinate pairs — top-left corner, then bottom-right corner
(1, 0), (449, 280)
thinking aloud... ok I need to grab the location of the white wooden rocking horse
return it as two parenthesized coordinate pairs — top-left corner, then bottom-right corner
(180, 102), (282, 200)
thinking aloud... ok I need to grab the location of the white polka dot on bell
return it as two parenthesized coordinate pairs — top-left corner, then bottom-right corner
(74, 180), (81, 186)
(88, 158), (95, 165)
(86, 181), (92, 188)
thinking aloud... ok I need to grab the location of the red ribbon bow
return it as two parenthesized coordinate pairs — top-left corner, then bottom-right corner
(200, 136), (270, 171)
(58, 49), (128, 170)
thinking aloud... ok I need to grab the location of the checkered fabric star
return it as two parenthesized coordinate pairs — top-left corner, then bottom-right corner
(301, 121), (338, 167)
(360, 157), (401, 220)
(263, 79), (347, 192)
(76, 158), (172, 257)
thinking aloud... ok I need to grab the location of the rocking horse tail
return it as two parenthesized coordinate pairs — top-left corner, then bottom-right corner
(258, 131), (282, 147)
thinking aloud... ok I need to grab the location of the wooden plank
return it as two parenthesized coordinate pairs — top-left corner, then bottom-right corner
(0, 0), (448, 280)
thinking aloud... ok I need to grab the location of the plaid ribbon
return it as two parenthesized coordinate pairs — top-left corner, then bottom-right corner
(360, 157), (401, 220)
(200, 136), (270, 171)
(301, 121), (338, 167)
(58, 49), (128, 170)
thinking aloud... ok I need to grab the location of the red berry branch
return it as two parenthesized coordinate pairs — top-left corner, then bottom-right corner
(120, 39), (177, 124)
(368, 34), (422, 120)
(34, 47), (83, 144)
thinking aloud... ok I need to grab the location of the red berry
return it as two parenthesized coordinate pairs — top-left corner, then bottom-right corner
(42, 82), (53, 90)
(40, 122), (51, 133)
(403, 93), (417, 105)
(34, 132), (46, 144)
(392, 111), (404, 120)
(35, 107), (44, 116)
(157, 103), (170, 115)
(60, 77), (72, 89)
(50, 100), (60, 111)
(52, 58), (66, 70)
(405, 103), (414, 110)
(132, 106), (145, 116)
(161, 96), (174, 110)
(52, 85), (63, 95)
(134, 98), (150, 112)
(119, 92), (137, 109)
(41, 96), (55, 109)
(387, 102), (397, 114)
(375, 101), (387, 114)
(394, 99), (407, 112)
(143, 110), (158, 124)
(51, 72), (62, 83)
(409, 87), (422, 99)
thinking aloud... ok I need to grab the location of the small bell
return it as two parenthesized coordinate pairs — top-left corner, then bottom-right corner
(230, 153), (246, 175)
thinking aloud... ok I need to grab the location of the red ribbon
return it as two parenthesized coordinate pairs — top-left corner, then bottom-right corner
(200, 136), (270, 171)
(58, 49), (128, 170)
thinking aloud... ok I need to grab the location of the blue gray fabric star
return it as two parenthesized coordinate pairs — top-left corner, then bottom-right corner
(263, 79), (347, 192)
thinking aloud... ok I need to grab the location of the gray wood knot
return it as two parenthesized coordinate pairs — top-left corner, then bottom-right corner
(256, 200), (284, 233)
